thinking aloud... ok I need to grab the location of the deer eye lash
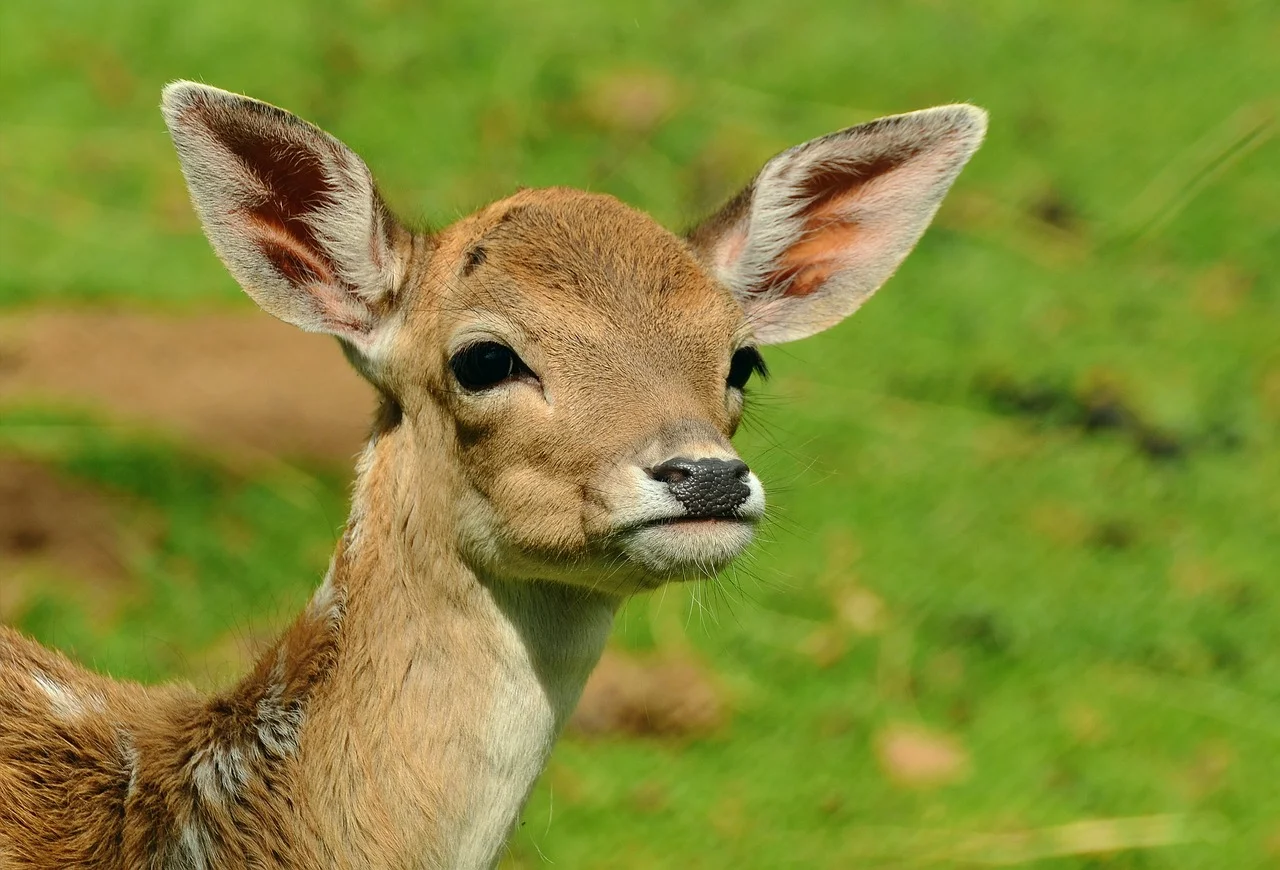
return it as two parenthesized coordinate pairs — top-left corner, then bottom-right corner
(727, 346), (768, 390)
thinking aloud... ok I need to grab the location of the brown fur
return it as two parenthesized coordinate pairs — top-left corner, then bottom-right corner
(0, 191), (742, 868)
(0, 83), (984, 867)
(0, 578), (342, 868)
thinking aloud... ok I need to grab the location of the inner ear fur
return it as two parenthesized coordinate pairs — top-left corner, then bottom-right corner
(688, 104), (987, 345)
(161, 81), (408, 351)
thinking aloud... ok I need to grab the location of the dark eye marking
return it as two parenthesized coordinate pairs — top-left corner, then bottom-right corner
(727, 346), (768, 391)
(462, 244), (487, 276)
(449, 341), (534, 392)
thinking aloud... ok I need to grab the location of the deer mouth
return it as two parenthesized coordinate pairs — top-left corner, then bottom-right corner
(597, 459), (766, 577)
(614, 514), (758, 578)
(644, 514), (753, 527)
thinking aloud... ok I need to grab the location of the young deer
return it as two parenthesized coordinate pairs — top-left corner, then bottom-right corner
(0, 83), (984, 868)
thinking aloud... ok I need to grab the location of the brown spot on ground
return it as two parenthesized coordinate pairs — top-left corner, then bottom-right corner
(800, 625), (849, 669)
(0, 457), (134, 623)
(569, 648), (727, 739)
(874, 722), (970, 789)
(1025, 501), (1091, 548)
(1063, 703), (1109, 746)
(0, 310), (373, 461)
(1190, 262), (1254, 319)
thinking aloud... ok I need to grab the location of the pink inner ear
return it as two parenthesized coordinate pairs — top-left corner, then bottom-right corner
(243, 213), (338, 288)
(715, 225), (749, 274)
(766, 150), (921, 299)
(209, 117), (355, 293)
(241, 213), (370, 336)
(774, 220), (861, 297)
(795, 152), (907, 211)
(218, 124), (337, 249)
(770, 183), (871, 297)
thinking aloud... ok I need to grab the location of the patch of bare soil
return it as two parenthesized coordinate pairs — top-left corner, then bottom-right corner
(0, 457), (132, 622)
(0, 310), (374, 461)
(569, 648), (728, 739)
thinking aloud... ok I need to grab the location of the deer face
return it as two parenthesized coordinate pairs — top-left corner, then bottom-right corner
(161, 82), (985, 593)
(396, 190), (760, 588)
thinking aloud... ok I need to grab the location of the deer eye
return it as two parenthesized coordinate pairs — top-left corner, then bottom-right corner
(450, 341), (525, 391)
(727, 346), (768, 391)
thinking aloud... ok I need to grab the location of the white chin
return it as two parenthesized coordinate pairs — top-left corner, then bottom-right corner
(619, 520), (756, 578)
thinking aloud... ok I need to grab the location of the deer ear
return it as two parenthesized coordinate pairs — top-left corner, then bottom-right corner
(688, 105), (986, 345)
(161, 81), (408, 358)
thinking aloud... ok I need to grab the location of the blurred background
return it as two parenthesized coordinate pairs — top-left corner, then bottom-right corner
(1, 1), (1277, 866)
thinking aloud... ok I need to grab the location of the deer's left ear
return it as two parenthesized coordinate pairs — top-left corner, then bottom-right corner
(161, 81), (409, 363)
(687, 105), (986, 345)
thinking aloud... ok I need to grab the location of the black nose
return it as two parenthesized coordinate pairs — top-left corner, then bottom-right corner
(649, 457), (751, 519)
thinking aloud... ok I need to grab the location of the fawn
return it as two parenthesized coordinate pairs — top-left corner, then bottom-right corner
(0, 82), (985, 868)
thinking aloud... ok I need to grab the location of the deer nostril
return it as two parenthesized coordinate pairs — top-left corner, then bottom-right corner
(649, 458), (695, 485)
(648, 457), (752, 519)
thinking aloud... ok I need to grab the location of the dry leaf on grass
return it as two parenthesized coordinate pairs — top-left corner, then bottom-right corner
(874, 722), (970, 789)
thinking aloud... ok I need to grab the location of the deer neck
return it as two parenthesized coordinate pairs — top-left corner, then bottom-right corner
(294, 412), (617, 868)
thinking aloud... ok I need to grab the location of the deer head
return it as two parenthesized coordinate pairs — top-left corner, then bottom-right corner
(161, 82), (985, 596)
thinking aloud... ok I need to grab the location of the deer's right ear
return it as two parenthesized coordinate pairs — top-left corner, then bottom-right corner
(161, 81), (408, 358)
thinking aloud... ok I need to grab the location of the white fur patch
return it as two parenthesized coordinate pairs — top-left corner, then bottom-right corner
(190, 741), (250, 805)
(255, 650), (305, 759)
(187, 647), (307, 806)
(452, 585), (614, 868)
(30, 672), (103, 720)
(166, 820), (215, 870)
(118, 731), (140, 800)
(738, 470), (766, 521)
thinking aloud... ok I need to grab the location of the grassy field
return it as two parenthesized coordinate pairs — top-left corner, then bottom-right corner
(2, 1), (1278, 866)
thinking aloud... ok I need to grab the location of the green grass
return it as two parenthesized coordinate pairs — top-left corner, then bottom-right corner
(2, 1), (1278, 866)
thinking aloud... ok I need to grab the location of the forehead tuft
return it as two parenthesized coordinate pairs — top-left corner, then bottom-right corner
(422, 188), (749, 366)
(474, 190), (728, 309)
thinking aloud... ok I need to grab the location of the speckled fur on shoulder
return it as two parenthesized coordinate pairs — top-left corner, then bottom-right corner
(0, 578), (342, 869)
